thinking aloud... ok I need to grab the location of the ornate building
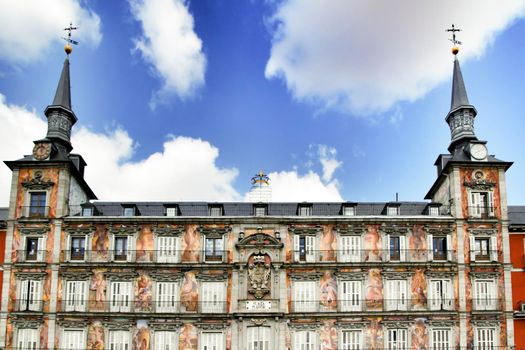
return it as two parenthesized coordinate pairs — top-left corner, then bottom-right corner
(0, 45), (520, 350)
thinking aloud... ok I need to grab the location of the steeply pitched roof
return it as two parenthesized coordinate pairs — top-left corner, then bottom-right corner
(450, 57), (472, 111)
(51, 58), (72, 110)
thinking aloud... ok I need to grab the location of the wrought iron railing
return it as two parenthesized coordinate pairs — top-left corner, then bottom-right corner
(14, 250), (47, 263)
(468, 206), (496, 219)
(58, 299), (227, 313)
(294, 249), (457, 263)
(290, 298), (457, 313)
(60, 249), (226, 263)
(20, 206), (50, 218)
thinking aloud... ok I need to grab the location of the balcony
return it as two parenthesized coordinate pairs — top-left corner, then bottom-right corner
(468, 206), (496, 220)
(15, 299), (43, 312)
(58, 300), (227, 314)
(290, 298), (456, 313)
(60, 249), (227, 264)
(293, 249), (455, 263)
(14, 250), (47, 263)
(472, 298), (501, 311)
(20, 206), (50, 219)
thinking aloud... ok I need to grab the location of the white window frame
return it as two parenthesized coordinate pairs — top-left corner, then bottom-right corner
(294, 234), (316, 263)
(339, 329), (363, 350)
(386, 328), (408, 350)
(81, 207), (93, 216)
(66, 234), (88, 262)
(247, 326), (271, 350)
(293, 330), (317, 350)
(64, 280), (88, 312)
(339, 235), (361, 262)
(385, 279), (408, 311)
(110, 235), (135, 262)
(386, 206), (399, 216)
(108, 330), (131, 350)
(201, 281), (226, 313)
(293, 281), (317, 312)
(468, 190), (495, 218)
(204, 236), (224, 263)
(156, 235), (179, 263)
(342, 206), (356, 216)
(154, 330), (178, 350)
(254, 206), (267, 217)
(109, 281), (132, 312)
(429, 327), (454, 350)
(200, 331), (224, 350)
(427, 234), (452, 261)
(165, 206), (178, 217)
(123, 206), (135, 216)
(298, 206), (312, 217)
(16, 328), (39, 350)
(17, 278), (42, 311)
(209, 206), (223, 217)
(428, 279), (453, 311)
(22, 235), (46, 262)
(61, 329), (86, 350)
(339, 280), (362, 312)
(474, 326), (499, 349)
(156, 281), (179, 312)
(473, 278), (497, 311)
(470, 235), (498, 262)
(386, 235), (406, 262)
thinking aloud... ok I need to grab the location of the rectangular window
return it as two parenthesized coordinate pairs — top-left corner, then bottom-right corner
(388, 236), (406, 261)
(156, 281), (179, 312)
(385, 280), (407, 311)
(469, 191), (495, 218)
(247, 326), (270, 350)
(254, 206), (267, 217)
(340, 330), (362, 350)
(298, 206), (312, 216)
(343, 206), (356, 216)
(339, 236), (361, 262)
(201, 282), (225, 313)
(165, 207), (178, 217)
(110, 281), (132, 312)
(209, 206), (223, 216)
(205, 237), (224, 262)
(17, 279), (42, 311)
(62, 330), (85, 350)
(123, 207), (135, 216)
(113, 236), (134, 262)
(293, 281), (317, 312)
(154, 331), (178, 350)
(200, 332), (224, 350)
(474, 279), (497, 311)
(429, 206), (440, 216)
(471, 236), (498, 262)
(24, 236), (45, 262)
(17, 328), (39, 350)
(69, 236), (86, 261)
(386, 329), (407, 350)
(81, 207), (93, 216)
(64, 280), (87, 312)
(339, 280), (361, 312)
(293, 331), (317, 350)
(475, 327), (498, 349)
(387, 206), (399, 216)
(108, 330), (130, 350)
(428, 280), (453, 311)
(294, 235), (315, 262)
(29, 192), (47, 217)
(157, 236), (179, 263)
(430, 328), (452, 350)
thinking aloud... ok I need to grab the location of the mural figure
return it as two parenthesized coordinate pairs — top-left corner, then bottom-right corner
(180, 272), (198, 312)
(411, 318), (427, 350)
(40, 320), (48, 350)
(90, 270), (106, 309)
(320, 320), (337, 350)
(320, 226), (336, 261)
(87, 321), (105, 350)
(320, 271), (337, 310)
(136, 226), (154, 262)
(365, 320), (383, 350)
(133, 321), (150, 350)
(248, 254), (271, 299)
(366, 269), (383, 310)
(182, 225), (201, 262)
(227, 233), (235, 263)
(410, 225), (427, 260)
(135, 272), (152, 311)
(180, 324), (198, 350)
(92, 226), (109, 261)
(364, 226), (382, 261)
(411, 269), (427, 310)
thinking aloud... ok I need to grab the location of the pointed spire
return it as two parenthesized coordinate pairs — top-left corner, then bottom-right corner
(52, 58), (72, 110)
(450, 57), (471, 111)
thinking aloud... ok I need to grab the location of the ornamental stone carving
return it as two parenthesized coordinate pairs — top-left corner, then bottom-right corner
(248, 254), (271, 299)
(22, 171), (54, 190)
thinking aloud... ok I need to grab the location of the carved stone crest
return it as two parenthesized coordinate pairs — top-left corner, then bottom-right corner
(22, 171), (54, 190)
(248, 254), (271, 299)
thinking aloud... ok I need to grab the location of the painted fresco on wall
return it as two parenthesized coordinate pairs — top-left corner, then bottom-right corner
(181, 225), (201, 262)
(364, 319), (383, 350)
(11, 227), (20, 262)
(133, 320), (150, 350)
(226, 327), (232, 350)
(91, 225), (109, 262)
(460, 168), (501, 219)
(320, 320), (338, 350)
(179, 323), (198, 350)
(40, 319), (49, 350)
(8, 271), (16, 312)
(365, 269), (383, 310)
(15, 168), (59, 218)
(285, 232), (293, 262)
(46, 225), (54, 264)
(243, 228), (275, 237)
(320, 271), (337, 310)
(43, 269), (51, 312)
(364, 225), (382, 262)
(411, 318), (428, 350)
(227, 232), (235, 263)
(87, 321), (105, 350)
(136, 226), (154, 262)
(90, 269), (107, 311)
(135, 272), (153, 312)
(409, 225), (427, 261)
(319, 225), (336, 262)
(180, 271), (198, 312)
(411, 269), (427, 310)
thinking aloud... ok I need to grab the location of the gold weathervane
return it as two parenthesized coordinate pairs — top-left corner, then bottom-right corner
(251, 170), (270, 186)
(62, 22), (79, 55)
(446, 24), (462, 55)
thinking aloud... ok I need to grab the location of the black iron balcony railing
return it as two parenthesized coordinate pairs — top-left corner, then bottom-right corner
(294, 249), (457, 263)
(60, 249), (227, 263)
(6, 347), (514, 350)
(58, 299), (227, 313)
(467, 206), (496, 219)
(290, 298), (457, 313)
(20, 206), (50, 218)
(14, 250), (47, 263)
(471, 298), (501, 311)
(15, 299), (43, 312)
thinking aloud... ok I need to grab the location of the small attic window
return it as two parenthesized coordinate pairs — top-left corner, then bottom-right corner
(254, 205), (267, 217)
(429, 206), (440, 216)
(165, 206), (179, 217)
(341, 204), (356, 216)
(387, 206), (399, 216)
(81, 207), (93, 216)
(298, 204), (312, 217)
(209, 205), (223, 216)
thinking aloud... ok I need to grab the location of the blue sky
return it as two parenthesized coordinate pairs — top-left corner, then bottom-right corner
(0, 0), (524, 205)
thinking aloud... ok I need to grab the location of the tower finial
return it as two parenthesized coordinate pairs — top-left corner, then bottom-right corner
(62, 22), (79, 55)
(446, 24), (462, 55)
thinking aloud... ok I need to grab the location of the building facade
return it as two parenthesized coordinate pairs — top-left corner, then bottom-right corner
(509, 206), (525, 350)
(0, 50), (519, 349)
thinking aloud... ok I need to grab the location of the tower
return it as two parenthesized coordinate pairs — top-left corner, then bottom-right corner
(426, 31), (514, 348)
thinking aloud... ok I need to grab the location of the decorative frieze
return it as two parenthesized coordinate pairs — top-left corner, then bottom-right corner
(108, 225), (138, 236)
(152, 225), (184, 236)
(22, 171), (54, 190)
(17, 225), (49, 236)
(288, 225), (321, 236)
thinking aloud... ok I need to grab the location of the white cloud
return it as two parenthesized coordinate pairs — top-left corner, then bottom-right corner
(129, 0), (207, 107)
(0, 0), (102, 63)
(317, 144), (342, 182)
(268, 170), (343, 202)
(265, 0), (525, 115)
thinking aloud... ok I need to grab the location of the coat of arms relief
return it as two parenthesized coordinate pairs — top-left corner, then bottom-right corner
(248, 254), (271, 299)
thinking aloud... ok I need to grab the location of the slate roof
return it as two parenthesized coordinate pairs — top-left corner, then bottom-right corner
(509, 206), (525, 228)
(0, 207), (7, 221)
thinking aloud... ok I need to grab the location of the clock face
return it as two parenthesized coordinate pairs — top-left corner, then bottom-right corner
(470, 143), (487, 160)
(32, 142), (51, 161)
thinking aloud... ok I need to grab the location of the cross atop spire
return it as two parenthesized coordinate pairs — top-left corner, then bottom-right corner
(446, 24), (462, 55)
(62, 22), (79, 55)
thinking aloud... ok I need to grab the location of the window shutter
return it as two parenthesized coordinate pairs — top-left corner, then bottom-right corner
(427, 234), (433, 261)
(385, 280), (394, 311)
(109, 235), (115, 261)
(470, 236), (476, 262)
(110, 282), (118, 311)
(66, 234), (71, 261)
(490, 281), (497, 310)
(446, 234), (452, 261)
(77, 281), (87, 311)
(399, 236), (406, 262)
(488, 191), (495, 216)
(126, 236), (134, 262)
(18, 279), (29, 311)
(490, 236), (498, 262)
(37, 237), (45, 262)
(399, 280), (407, 310)
(471, 192), (481, 217)
(443, 280), (453, 310)
(65, 280), (75, 311)
(28, 280), (41, 311)
(306, 236), (315, 262)
(293, 235), (299, 262)
(385, 234), (391, 262)
(340, 236), (349, 262)
(429, 281), (439, 311)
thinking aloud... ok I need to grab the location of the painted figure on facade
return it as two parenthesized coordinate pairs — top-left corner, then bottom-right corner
(92, 226), (109, 261)
(320, 320), (338, 350)
(320, 225), (336, 261)
(366, 269), (383, 310)
(410, 225), (427, 260)
(87, 321), (105, 350)
(135, 226), (154, 262)
(135, 272), (152, 311)
(411, 269), (427, 310)
(320, 271), (337, 310)
(411, 318), (428, 350)
(90, 270), (106, 309)
(364, 226), (382, 261)
(180, 323), (198, 350)
(181, 271), (198, 312)
(182, 225), (201, 262)
(365, 319), (383, 350)
(40, 320), (48, 350)
(133, 321), (150, 350)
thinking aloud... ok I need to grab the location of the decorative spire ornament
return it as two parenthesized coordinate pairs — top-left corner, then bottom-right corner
(62, 22), (79, 55)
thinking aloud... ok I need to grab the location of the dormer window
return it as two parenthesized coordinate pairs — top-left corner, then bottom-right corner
(342, 205), (356, 216)
(254, 205), (267, 217)
(165, 205), (179, 217)
(122, 206), (136, 217)
(209, 205), (223, 217)
(81, 207), (93, 216)
(298, 204), (312, 217)
(387, 206), (399, 216)
(429, 206), (440, 216)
